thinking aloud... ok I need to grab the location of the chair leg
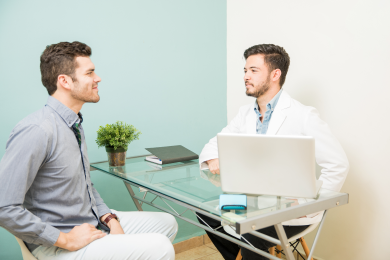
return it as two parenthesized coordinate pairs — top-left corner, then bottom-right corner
(276, 245), (282, 258)
(236, 249), (242, 260)
(299, 237), (314, 260)
(269, 246), (275, 255)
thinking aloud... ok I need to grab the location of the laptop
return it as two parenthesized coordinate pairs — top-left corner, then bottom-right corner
(217, 133), (322, 199)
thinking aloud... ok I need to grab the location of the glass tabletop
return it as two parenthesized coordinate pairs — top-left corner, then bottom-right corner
(91, 157), (345, 224)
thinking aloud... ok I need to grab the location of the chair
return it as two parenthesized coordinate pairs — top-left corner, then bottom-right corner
(14, 236), (38, 260)
(235, 223), (319, 260)
(271, 222), (319, 260)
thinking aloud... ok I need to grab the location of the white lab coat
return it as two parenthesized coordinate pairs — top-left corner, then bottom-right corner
(199, 91), (349, 226)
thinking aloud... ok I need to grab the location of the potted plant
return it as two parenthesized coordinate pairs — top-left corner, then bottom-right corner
(96, 121), (141, 166)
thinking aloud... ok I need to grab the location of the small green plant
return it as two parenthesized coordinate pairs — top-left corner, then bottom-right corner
(96, 121), (141, 150)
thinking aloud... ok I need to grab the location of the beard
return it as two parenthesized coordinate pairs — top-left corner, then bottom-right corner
(246, 75), (271, 98)
(71, 81), (100, 103)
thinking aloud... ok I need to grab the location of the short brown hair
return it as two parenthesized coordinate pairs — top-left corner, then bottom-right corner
(40, 41), (92, 95)
(244, 44), (290, 87)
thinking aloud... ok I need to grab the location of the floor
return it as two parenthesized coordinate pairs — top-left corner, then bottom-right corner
(173, 235), (307, 260)
(175, 243), (224, 260)
(175, 243), (304, 260)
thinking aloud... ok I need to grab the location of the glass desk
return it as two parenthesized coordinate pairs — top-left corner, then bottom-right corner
(91, 156), (349, 260)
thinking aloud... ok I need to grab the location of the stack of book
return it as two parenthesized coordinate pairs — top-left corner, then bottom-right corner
(145, 145), (198, 165)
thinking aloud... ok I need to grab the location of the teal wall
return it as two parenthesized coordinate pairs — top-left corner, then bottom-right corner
(0, 0), (226, 258)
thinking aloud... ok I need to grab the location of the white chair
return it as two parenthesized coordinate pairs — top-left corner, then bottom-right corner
(284, 222), (319, 260)
(233, 223), (319, 260)
(14, 236), (38, 260)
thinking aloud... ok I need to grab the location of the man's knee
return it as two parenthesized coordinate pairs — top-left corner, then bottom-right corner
(160, 213), (178, 242)
(163, 213), (178, 229)
(149, 233), (175, 259)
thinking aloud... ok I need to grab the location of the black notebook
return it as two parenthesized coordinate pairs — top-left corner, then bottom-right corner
(145, 145), (199, 165)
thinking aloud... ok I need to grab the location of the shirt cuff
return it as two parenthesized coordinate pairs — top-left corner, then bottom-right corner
(96, 206), (112, 232)
(33, 224), (61, 247)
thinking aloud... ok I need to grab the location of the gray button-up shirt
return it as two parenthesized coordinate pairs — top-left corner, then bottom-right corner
(0, 96), (111, 252)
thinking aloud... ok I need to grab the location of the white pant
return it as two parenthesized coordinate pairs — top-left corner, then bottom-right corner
(32, 210), (178, 260)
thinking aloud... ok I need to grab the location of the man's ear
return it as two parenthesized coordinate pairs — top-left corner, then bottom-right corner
(57, 74), (73, 91)
(271, 69), (282, 83)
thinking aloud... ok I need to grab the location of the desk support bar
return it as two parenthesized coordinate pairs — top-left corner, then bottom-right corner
(308, 210), (328, 260)
(275, 223), (295, 260)
(124, 182), (143, 211)
(250, 230), (281, 245)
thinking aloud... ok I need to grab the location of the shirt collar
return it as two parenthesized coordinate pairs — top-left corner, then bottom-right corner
(46, 96), (83, 127)
(268, 88), (283, 110)
(254, 89), (283, 113)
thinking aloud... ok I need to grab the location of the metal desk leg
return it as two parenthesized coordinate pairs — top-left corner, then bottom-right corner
(274, 223), (295, 260)
(307, 210), (328, 260)
(124, 182), (143, 211)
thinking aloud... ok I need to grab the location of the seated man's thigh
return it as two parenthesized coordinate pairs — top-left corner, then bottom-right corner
(33, 233), (175, 260)
(112, 210), (178, 242)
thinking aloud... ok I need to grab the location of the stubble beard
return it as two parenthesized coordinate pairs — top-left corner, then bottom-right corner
(245, 76), (271, 98)
(71, 81), (100, 103)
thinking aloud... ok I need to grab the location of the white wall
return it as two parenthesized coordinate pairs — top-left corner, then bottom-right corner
(227, 1), (390, 259)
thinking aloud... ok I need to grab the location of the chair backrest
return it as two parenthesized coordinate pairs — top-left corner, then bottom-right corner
(14, 236), (38, 260)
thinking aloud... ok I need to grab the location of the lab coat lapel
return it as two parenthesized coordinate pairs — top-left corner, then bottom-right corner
(266, 91), (291, 135)
(246, 108), (257, 134)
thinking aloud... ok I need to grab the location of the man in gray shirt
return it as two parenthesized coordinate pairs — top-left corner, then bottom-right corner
(0, 42), (177, 259)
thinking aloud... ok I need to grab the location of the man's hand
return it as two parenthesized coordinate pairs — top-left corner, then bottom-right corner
(100, 213), (125, 235)
(207, 158), (220, 175)
(54, 223), (106, 251)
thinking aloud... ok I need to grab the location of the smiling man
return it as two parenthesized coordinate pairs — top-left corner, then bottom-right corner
(0, 41), (177, 260)
(198, 44), (349, 260)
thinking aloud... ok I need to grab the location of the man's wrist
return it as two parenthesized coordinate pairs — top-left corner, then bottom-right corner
(100, 213), (120, 229)
(54, 232), (69, 250)
(107, 219), (120, 229)
(206, 159), (215, 165)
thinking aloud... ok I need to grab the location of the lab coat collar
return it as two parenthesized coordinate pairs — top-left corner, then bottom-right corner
(245, 90), (291, 135)
(266, 90), (291, 135)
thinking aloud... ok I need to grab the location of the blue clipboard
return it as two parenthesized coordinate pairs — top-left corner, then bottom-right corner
(219, 194), (247, 210)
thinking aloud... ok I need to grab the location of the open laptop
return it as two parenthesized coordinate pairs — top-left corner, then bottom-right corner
(217, 133), (322, 199)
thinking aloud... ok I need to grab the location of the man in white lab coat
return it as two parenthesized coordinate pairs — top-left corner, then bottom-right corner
(198, 44), (349, 260)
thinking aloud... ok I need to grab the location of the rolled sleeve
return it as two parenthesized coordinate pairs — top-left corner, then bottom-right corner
(32, 224), (61, 247)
